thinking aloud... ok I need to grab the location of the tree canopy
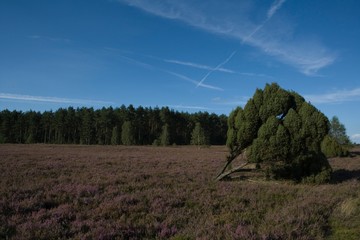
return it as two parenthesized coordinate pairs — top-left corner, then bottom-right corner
(0, 106), (227, 146)
(191, 122), (209, 146)
(320, 116), (351, 158)
(218, 83), (332, 183)
(329, 116), (351, 145)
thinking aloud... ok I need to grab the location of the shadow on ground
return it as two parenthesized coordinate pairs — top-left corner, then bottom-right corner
(331, 169), (360, 184)
(350, 151), (360, 157)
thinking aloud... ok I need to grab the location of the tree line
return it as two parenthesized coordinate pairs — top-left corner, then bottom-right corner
(0, 105), (228, 146)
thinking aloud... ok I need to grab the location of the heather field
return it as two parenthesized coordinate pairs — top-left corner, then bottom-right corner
(1, 145), (360, 239)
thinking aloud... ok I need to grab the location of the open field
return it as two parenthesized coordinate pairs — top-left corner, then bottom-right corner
(1, 145), (360, 239)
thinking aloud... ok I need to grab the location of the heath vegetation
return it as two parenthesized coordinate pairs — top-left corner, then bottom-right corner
(1, 144), (360, 239)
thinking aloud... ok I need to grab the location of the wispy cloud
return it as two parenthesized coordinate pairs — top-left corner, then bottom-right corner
(243, 0), (286, 43)
(304, 88), (360, 104)
(267, 0), (286, 19)
(28, 35), (71, 43)
(112, 52), (224, 91)
(168, 104), (211, 111)
(238, 72), (274, 79)
(0, 93), (114, 106)
(212, 96), (249, 106)
(165, 58), (273, 79)
(118, 0), (336, 75)
(106, 47), (272, 79)
(118, 54), (156, 70)
(197, 51), (236, 87)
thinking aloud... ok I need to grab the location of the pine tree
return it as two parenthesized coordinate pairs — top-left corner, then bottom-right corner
(330, 116), (351, 145)
(80, 108), (94, 145)
(160, 124), (170, 146)
(321, 135), (349, 158)
(121, 121), (135, 145)
(111, 126), (119, 145)
(191, 122), (209, 146)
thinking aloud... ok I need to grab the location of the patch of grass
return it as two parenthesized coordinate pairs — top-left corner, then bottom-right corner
(329, 197), (360, 239)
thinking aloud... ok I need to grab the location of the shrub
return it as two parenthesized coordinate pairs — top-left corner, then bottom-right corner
(321, 135), (349, 158)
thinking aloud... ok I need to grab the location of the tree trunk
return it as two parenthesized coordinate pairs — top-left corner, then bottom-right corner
(215, 162), (251, 181)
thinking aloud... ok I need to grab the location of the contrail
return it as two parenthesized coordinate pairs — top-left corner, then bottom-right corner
(164, 70), (224, 91)
(115, 53), (224, 91)
(242, 22), (266, 43)
(196, 51), (237, 88)
(267, 0), (286, 19)
(164, 59), (235, 73)
(242, 0), (286, 43)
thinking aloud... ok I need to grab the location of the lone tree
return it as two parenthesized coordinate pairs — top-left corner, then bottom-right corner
(320, 116), (350, 157)
(217, 83), (332, 183)
(329, 116), (351, 145)
(191, 122), (209, 147)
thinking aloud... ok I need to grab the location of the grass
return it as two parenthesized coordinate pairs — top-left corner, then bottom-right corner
(1, 144), (360, 239)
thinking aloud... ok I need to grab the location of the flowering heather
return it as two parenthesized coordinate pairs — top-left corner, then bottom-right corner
(1, 144), (360, 239)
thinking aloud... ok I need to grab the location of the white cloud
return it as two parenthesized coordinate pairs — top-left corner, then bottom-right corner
(212, 96), (249, 106)
(28, 35), (71, 43)
(304, 88), (360, 104)
(168, 104), (210, 111)
(0, 93), (114, 105)
(238, 72), (274, 79)
(351, 134), (360, 142)
(118, 0), (336, 75)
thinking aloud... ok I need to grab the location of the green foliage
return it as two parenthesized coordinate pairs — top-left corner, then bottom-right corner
(160, 124), (171, 146)
(0, 106), (228, 146)
(111, 126), (119, 145)
(330, 116), (351, 145)
(80, 108), (95, 145)
(227, 82), (332, 183)
(283, 108), (303, 157)
(258, 83), (293, 122)
(226, 107), (241, 150)
(329, 197), (360, 239)
(152, 139), (161, 146)
(25, 134), (35, 144)
(121, 121), (136, 145)
(321, 135), (349, 158)
(242, 99), (261, 144)
(298, 102), (330, 153)
(191, 122), (209, 146)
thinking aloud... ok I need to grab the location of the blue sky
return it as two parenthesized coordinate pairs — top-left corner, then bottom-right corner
(1, 0), (360, 142)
